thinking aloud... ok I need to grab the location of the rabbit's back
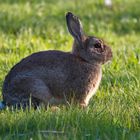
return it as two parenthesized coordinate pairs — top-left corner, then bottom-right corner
(2, 50), (101, 105)
(1, 12), (112, 108)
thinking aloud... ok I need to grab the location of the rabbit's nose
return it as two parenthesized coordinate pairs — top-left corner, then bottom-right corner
(109, 50), (113, 59)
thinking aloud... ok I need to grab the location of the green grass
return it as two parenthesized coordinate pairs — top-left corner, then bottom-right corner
(0, 0), (140, 139)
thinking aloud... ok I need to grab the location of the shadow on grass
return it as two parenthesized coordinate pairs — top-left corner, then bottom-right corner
(0, 108), (137, 140)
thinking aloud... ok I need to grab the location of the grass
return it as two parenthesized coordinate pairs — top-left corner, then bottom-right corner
(0, 0), (140, 139)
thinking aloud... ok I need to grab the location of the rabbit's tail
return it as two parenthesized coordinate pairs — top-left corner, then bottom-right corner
(0, 101), (6, 110)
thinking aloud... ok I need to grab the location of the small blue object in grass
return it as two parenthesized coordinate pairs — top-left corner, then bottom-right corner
(0, 101), (5, 110)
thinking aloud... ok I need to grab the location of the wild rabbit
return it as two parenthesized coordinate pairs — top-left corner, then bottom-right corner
(1, 12), (112, 109)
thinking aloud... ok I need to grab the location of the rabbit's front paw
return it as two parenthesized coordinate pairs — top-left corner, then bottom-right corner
(79, 101), (88, 108)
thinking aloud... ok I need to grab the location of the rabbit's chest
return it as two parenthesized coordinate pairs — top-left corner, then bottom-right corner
(84, 68), (102, 106)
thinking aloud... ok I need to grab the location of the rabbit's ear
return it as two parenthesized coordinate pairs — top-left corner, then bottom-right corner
(66, 12), (84, 46)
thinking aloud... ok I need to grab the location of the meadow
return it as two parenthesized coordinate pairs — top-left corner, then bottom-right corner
(0, 0), (140, 139)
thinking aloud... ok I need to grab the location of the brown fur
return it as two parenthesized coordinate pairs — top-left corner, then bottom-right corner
(2, 12), (112, 108)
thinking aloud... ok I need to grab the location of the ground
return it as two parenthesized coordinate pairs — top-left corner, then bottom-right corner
(0, 0), (140, 139)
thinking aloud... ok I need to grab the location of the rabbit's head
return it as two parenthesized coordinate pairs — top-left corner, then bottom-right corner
(66, 12), (112, 64)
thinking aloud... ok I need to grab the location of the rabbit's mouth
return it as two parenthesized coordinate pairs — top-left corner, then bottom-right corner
(105, 45), (113, 61)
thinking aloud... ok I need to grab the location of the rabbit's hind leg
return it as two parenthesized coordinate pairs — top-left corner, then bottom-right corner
(27, 78), (53, 107)
(6, 77), (53, 108)
(28, 78), (66, 108)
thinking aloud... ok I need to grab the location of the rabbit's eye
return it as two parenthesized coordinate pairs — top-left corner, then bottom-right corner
(94, 43), (101, 48)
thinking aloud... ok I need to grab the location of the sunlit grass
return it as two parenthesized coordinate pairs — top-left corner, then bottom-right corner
(0, 0), (140, 139)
